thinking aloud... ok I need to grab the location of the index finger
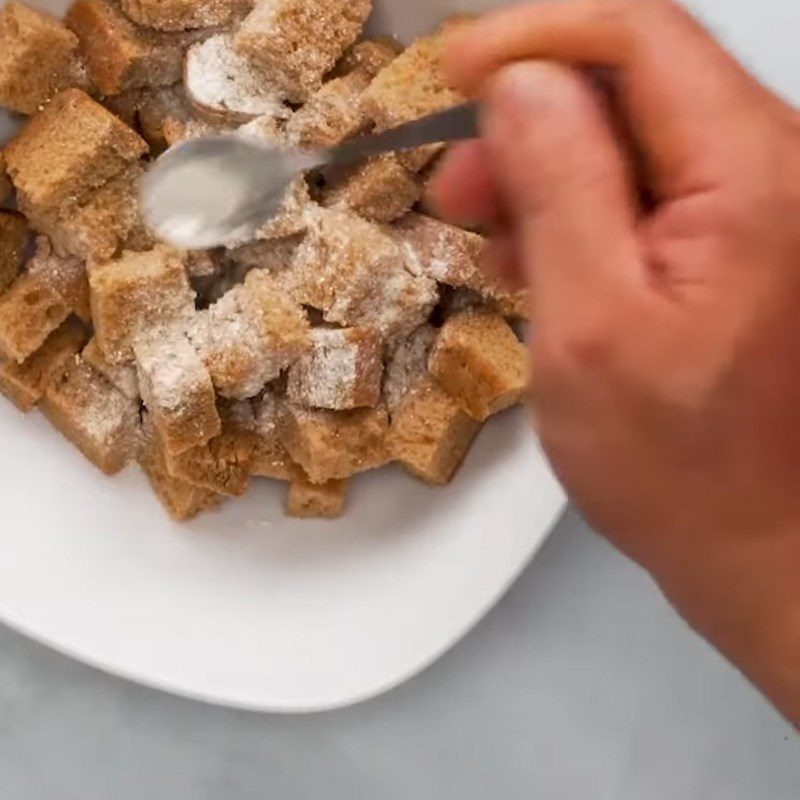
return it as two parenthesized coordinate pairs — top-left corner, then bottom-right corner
(444, 0), (767, 198)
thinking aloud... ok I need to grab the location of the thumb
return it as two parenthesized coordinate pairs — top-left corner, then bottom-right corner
(483, 62), (642, 316)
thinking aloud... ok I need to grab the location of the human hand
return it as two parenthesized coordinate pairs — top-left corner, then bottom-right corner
(430, 0), (800, 724)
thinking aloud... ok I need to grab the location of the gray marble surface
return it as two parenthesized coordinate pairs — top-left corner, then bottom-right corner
(0, 510), (797, 799)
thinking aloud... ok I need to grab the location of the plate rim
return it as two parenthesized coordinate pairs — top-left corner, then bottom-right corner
(0, 496), (566, 713)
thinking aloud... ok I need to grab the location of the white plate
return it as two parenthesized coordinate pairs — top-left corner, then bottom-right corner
(0, 0), (565, 711)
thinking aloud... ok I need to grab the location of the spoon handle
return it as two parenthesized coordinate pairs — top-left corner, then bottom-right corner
(321, 102), (480, 168)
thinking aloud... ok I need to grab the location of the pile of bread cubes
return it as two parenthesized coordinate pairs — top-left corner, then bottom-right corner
(0, 0), (529, 521)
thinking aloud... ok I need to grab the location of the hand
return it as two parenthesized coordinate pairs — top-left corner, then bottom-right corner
(431, 0), (800, 724)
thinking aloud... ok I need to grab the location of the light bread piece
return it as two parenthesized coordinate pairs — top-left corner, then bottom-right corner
(0, 317), (89, 412)
(66, 0), (209, 95)
(88, 244), (195, 363)
(286, 473), (347, 518)
(0, 238), (89, 363)
(41, 356), (141, 475)
(121, 0), (234, 31)
(428, 309), (527, 421)
(235, 0), (372, 102)
(4, 88), (147, 211)
(278, 402), (390, 484)
(185, 32), (289, 124)
(287, 326), (382, 410)
(0, 2), (87, 115)
(139, 414), (222, 520)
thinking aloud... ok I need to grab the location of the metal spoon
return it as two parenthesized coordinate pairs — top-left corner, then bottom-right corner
(140, 102), (479, 250)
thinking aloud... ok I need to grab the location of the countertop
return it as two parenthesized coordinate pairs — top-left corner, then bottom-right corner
(1, 510), (797, 799)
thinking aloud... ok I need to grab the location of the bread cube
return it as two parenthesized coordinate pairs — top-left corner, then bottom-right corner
(0, 152), (11, 203)
(88, 244), (195, 363)
(139, 414), (222, 520)
(102, 87), (144, 126)
(0, 2), (84, 114)
(285, 69), (371, 148)
(331, 38), (399, 80)
(390, 376), (480, 484)
(428, 309), (527, 420)
(23, 163), (146, 262)
(383, 323), (436, 411)
(253, 176), (313, 241)
(286, 474), (347, 518)
(235, 0), (371, 101)
(322, 154), (421, 223)
(4, 89), (147, 211)
(251, 390), (294, 480)
(66, 0), (207, 95)
(136, 84), (191, 151)
(41, 356), (141, 475)
(440, 286), (531, 323)
(0, 317), (88, 412)
(290, 209), (437, 340)
(227, 234), (302, 275)
(278, 403), (390, 484)
(392, 213), (508, 298)
(0, 211), (30, 294)
(185, 33), (289, 125)
(134, 329), (221, 455)
(0, 239), (89, 363)
(192, 270), (310, 399)
(361, 21), (465, 132)
(287, 326), (382, 410)
(162, 115), (224, 147)
(166, 401), (255, 496)
(82, 336), (140, 399)
(121, 0), (234, 31)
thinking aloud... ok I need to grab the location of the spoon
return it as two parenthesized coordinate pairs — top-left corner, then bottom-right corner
(140, 102), (479, 250)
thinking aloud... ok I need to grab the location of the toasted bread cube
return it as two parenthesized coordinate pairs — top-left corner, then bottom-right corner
(393, 213), (510, 298)
(287, 326), (382, 410)
(286, 473), (347, 518)
(285, 69), (371, 148)
(0, 2), (85, 115)
(429, 309), (527, 421)
(322, 154), (421, 223)
(66, 0), (207, 95)
(290, 209), (437, 340)
(227, 234), (302, 275)
(139, 414), (222, 520)
(278, 403), (390, 484)
(136, 84), (191, 151)
(185, 33), (289, 125)
(88, 245), (195, 363)
(0, 239), (89, 363)
(383, 323), (435, 411)
(121, 0), (234, 31)
(83, 336), (140, 399)
(235, 0), (371, 102)
(23, 163), (146, 262)
(134, 329), (221, 455)
(162, 115), (224, 147)
(0, 317), (88, 412)
(192, 270), (310, 399)
(41, 356), (141, 474)
(390, 376), (480, 484)
(253, 176), (313, 241)
(251, 390), (294, 480)
(0, 211), (30, 294)
(166, 401), (255, 496)
(361, 21), (465, 132)
(439, 286), (531, 323)
(102, 87), (144, 125)
(4, 89), (147, 211)
(0, 152), (11, 203)
(331, 38), (399, 80)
